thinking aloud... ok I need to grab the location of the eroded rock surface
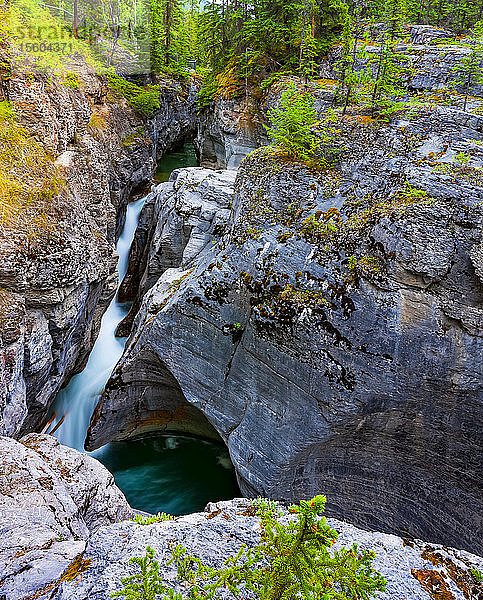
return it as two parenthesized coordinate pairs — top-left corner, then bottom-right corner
(0, 56), (196, 438)
(195, 97), (267, 169)
(88, 93), (483, 554)
(0, 434), (132, 599)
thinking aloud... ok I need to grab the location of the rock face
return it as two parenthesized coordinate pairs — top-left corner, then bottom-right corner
(0, 438), (481, 600)
(90, 168), (238, 441)
(0, 56), (196, 438)
(87, 84), (483, 555)
(410, 25), (453, 45)
(195, 97), (267, 169)
(0, 434), (132, 600)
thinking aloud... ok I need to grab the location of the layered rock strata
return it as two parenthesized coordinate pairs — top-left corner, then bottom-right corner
(0, 57), (196, 437)
(88, 101), (483, 553)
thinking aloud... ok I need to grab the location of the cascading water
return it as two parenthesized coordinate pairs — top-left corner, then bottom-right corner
(48, 143), (239, 515)
(49, 196), (145, 450)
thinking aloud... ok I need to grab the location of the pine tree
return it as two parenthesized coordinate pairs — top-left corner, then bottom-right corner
(450, 26), (483, 111)
(112, 497), (387, 600)
(111, 546), (173, 600)
(264, 82), (320, 162)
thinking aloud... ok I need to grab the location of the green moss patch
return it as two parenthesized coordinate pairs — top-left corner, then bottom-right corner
(0, 102), (64, 245)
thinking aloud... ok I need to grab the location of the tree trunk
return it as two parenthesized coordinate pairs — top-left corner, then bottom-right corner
(165, 0), (172, 64)
(73, 0), (78, 38)
(371, 36), (386, 116)
(436, 0), (443, 25)
(464, 72), (471, 112)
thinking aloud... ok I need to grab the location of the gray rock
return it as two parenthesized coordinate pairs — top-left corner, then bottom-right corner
(51, 499), (483, 600)
(410, 25), (453, 45)
(0, 56), (197, 438)
(195, 97), (267, 169)
(0, 434), (132, 599)
(88, 90), (483, 555)
(1, 439), (481, 600)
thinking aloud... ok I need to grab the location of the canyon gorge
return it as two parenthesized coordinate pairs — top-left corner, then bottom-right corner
(0, 23), (482, 600)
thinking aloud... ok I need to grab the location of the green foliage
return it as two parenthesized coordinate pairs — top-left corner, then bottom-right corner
(62, 72), (81, 89)
(112, 496), (387, 600)
(455, 152), (471, 165)
(251, 497), (283, 519)
(449, 44), (483, 111)
(111, 546), (175, 600)
(8, 0), (102, 76)
(131, 513), (175, 525)
(0, 101), (15, 122)
(0, 101), (64, 245)
(368, 40), (414, 118)
(195, 0), (351, 93)
(107, 74), (161, 116)
(384, 0), (408, 39)
(265, 83), (320, 162)
(470, 567), (483, 584)
(197, 72), (219, 109)
(150, 0), (192, 75)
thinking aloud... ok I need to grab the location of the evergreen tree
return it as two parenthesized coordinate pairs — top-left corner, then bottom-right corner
(112, 496), (388, 600)
(450, 23), (483, 111)
(111, 547), (171, 600)
(264, 82), (320, 162)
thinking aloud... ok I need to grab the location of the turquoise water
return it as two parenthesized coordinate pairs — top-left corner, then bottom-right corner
(154, 142), (198, 183)
(49, 142), (239, 516)
(95, 435), (239, 516)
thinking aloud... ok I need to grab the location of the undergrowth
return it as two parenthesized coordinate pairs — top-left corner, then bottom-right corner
(0, 100), (63, 243)
(107, 74), (161, 116)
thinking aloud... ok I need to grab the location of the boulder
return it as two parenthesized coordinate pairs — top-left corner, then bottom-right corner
(0, 434), (132, 599)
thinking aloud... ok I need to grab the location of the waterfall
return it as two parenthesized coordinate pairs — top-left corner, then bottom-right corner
(46, 145), (238, 515)
(49, 196), (145, 451)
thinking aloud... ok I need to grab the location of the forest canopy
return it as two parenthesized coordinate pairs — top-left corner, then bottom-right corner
(4, 0), (483, 113)
(6, 0), (483, 77)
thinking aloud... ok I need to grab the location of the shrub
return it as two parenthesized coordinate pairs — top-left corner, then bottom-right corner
(62, 72), (81, 89)
(197, 72), (218, 109)
(449, 44), (483, 112)
(87, 112), (107, 133)
(112, 495), (387, 600)
(111, 547), (167, 600)
(0, 101), (15, 121)
(107, 74), (161, 116)
(470, 567), (483, 584)
(265, 83), (321, 163)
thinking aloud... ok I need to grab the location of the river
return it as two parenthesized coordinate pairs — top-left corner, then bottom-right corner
(48, 143), (239, 515)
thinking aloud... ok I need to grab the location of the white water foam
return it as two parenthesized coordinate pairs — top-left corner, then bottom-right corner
(49, 196), (145, 451)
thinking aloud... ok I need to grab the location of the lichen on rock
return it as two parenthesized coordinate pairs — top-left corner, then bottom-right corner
(87, 75), (483, 554)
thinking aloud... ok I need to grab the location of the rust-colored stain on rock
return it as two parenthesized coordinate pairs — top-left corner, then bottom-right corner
(411, 568), (455, 600)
